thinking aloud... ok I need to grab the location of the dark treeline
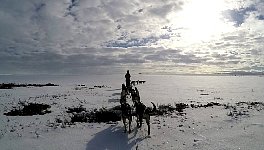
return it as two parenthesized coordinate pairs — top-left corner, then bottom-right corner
(0, 83), (59, 89)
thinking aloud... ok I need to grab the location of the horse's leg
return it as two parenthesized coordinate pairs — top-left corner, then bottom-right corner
(122, 116), (127, 132)
(146, 115), (150, 135)
(136, 115), (140, 127)
(128, 115), (132, 133)
(147, 124), (150, 135)
(139, 115), (143, 128)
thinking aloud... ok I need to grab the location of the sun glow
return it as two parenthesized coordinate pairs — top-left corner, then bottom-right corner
(169, 0), (233, 43)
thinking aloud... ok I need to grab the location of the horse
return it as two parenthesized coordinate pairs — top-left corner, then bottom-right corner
(134, 100), (156, 135)
(120, 102), (132, 133)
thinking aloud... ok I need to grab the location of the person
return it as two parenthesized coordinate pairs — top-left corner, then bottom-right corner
(135, 87), (140, 99)
(120, 84), (127, 104)
(131, 88), (137, 104)
(125, 70), (131, 90)
(122, 83), (126, 92)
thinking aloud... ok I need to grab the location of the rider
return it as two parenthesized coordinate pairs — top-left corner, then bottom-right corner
(125, 70), (131, 91)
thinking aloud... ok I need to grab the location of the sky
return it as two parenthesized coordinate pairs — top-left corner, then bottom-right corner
(0, 0), (264, 75)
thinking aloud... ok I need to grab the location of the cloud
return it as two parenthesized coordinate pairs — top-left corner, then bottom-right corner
(0, 46), (147, 74)
(104, 34), (172, 48)
(148, 2), (182, 18)
(223, 5), (257, 27)
(222, 1), (264, 27)
(0, 0), (263, 75)
(143, 48), (208, 65)
(105, 36), (159, 48)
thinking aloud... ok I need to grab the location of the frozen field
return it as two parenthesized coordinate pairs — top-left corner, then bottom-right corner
(0, 74), (264, 150)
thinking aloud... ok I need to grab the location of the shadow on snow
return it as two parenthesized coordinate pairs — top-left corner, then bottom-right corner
(86, 125), (144, 150)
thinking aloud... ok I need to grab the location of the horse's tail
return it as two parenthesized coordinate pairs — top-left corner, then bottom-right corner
(151, 102), (157, 112)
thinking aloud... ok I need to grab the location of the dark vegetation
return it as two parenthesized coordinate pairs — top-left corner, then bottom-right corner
(67, 105), (121, 123)
(66, 105), (86, 113)
(4, 102), (51, 116)
(94, 85), (109, 88)
(74, 85), (110, 90)
(0, 83), (58, 89)
(224, 101), (264, 118)
(155, 103), (189, 115)
(67, 102), (206, 123)
(4, 99), (263, 123)
(190, 102), (222, 108)
(67, 101), (264, 123)
(131, 80), (146, 86)
(66, 102), (229, 123)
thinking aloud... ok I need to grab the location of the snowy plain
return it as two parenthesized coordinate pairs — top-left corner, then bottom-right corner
(0, 74), (264, 150)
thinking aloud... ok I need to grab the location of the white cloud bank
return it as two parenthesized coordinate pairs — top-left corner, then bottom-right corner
(0, 0), (263, 75)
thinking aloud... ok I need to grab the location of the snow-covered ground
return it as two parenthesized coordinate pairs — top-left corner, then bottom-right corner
(0, 74), (264, 150)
